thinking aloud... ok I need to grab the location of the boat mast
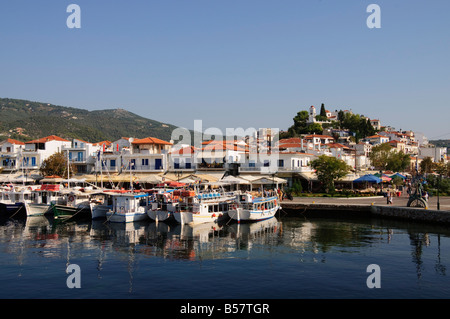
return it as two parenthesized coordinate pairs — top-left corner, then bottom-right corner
(67, 149), (70, 188)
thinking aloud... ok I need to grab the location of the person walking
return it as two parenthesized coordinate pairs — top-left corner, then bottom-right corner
(387, 190), (393, 205)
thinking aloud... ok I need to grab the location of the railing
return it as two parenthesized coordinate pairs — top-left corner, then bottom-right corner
(239, 165), (314, 173)
(122, 165), (165, 171)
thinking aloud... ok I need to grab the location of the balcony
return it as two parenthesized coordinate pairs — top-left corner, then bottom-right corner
(197, 162), (224, 170)
(239, 164), (313, 173)
(122, 164), (165, 172)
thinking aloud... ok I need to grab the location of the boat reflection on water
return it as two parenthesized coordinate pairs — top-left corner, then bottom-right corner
(143, 221), (226, 260)
(227, 217), (281, 251)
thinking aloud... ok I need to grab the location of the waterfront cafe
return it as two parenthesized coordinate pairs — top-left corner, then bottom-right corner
(352, 174), (382, 192)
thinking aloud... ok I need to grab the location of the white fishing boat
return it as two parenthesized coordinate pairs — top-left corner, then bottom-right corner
(105, 192), (150, 223)
(228, 193), (280, 223)
(147, 188), (178, 222)
(89, 191), (114, 220)
(0, 184), (47, 217)
(173, 188), (235, 225)
(0, 186), (27, 216)
(51, 189), (92, 219)
(23, 184), (61, 217)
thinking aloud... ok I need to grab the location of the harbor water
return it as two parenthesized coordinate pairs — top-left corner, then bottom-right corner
(1, 213), (450, 299)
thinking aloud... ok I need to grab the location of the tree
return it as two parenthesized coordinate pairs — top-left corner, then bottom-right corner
(419, 157), (434, 174)
(40, 151), (75, 178)
(310, 155), (351, 193)
(369, 143), (391, 171)
(369, 142), (410, 172)
(320, 103), (327, 117)
(307, 123), (324, 135)
(337, 110), (345, 126)
(434, 160), (450, 177)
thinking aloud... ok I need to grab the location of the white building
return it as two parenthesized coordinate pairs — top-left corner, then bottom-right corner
(0, 138), (25, 172)
(62, 138), (102, 174)
(419, 146), (448, 163)
(22, 135), (71, 171)
(365, 134), (389, 145)
(99, 137), (172, 173)
(168, 146), (196, 171)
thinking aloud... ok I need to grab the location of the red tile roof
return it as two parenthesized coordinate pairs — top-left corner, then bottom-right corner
(5, 138), (25, 145)
(170, 146), (196, 155)
(131, 137), (172, 145)
(93, 140), (112, 146)
(25, 135), (70, 144)
(305, 135), (334, 139)
(278, 138), (304, 144)
(279, 143), (304, 148)
(327, 143), (351, 149)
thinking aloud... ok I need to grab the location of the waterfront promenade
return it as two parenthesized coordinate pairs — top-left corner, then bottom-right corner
(282, 195), (450, 211)
(279, 194), (450, 224)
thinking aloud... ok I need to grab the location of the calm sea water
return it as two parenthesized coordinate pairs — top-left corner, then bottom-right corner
(0, 213), (450, 299)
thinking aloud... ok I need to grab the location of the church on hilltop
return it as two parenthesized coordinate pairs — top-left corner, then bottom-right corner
(307, 105), (352, 124)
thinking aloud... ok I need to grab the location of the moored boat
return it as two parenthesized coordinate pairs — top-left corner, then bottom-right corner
(228, 193), (280, 223)
(105, 192), (149, 223)
(22, 184), (61, 217)
(0, 185), (41, 217)
(173, 188), (235, 225)
(51, 190), (91, 219)
(147, 188), (178, 222)
(89, 191), (114, 220)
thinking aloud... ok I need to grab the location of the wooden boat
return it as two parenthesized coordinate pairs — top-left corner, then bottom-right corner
(0, 185), (45, 217)
(51, 189), (91, 219)
(23, 184), (61, 217)
(172, 188), (235, 225)
(228, 193), (280, 223)
(89, 191), (114, 220)
(147, 188), (179, 222)
(105, 192), (149, 223)
(0, 186), (26, 216)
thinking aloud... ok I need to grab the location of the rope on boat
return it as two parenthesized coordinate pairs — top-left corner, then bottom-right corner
(103, 209), (116, 224)
(61, 206), (88, 223)
(8, 205), (24, 219)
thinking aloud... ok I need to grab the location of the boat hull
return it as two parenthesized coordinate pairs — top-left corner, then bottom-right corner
(24, 202), (50, 217)
(0, 202), (25, 216)
(228, 207), (279, 223)
(90, 203), (111, 220)
(106, 210), (148, 223)
(147, 209), (157, 221)
(173, 211), (226, 225)
(51, 204), (91, 219)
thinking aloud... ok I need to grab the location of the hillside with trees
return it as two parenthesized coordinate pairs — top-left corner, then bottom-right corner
(281, 104), (376, 141)
(0, 98), (182, 143)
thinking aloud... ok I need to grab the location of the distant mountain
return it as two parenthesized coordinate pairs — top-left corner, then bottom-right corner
(429, 139), (450, 152)
(0, 98), (183, 143)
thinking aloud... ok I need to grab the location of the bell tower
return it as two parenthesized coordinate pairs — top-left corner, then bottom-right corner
(309, 105), (316, 123)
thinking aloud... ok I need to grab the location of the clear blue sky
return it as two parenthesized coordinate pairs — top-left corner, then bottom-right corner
(0, 0), (449, 140)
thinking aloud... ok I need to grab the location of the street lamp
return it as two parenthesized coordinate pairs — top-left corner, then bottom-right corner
(437, 174), (441, 211)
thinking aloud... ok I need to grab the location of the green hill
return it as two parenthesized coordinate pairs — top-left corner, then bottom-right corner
(429, 139), (450, 152)
(0, 98), (182, 143)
